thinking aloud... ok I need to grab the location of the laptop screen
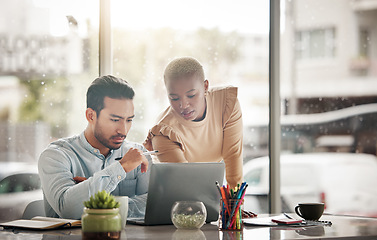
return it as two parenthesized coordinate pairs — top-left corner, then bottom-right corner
(144, 162), (225, 225)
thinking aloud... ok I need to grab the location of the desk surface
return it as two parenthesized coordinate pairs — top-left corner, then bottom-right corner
(1, 214), (377, 240)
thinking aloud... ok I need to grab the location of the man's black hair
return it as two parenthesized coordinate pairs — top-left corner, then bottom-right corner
(86, 75), (135, 116)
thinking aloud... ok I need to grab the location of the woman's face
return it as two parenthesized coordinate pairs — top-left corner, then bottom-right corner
(165, 74), (208, 121)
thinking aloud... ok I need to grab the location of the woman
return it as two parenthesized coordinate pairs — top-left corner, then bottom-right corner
(144, 57), (243, 189)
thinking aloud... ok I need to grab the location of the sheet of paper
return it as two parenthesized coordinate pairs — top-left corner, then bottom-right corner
(243, 216), (280, 226)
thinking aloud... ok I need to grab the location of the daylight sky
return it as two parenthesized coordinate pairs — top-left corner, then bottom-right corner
(112, 0), (270, 34)
(34, 0), (270, 36)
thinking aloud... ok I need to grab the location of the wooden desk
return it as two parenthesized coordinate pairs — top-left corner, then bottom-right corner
(1, 214), (377, 239)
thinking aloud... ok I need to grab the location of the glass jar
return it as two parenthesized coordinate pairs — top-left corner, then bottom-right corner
(219, 199), (244, 231)
(82, 207), (122, 240)
(171, 201), (207, 229)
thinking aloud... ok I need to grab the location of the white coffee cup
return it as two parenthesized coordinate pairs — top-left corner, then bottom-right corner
(114, 196), (129, 228)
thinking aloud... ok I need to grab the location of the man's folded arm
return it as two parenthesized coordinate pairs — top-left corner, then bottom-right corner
(38, 149), (126, 219)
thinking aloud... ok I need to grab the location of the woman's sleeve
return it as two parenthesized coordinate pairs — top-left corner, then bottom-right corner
(144, 125), (187, 163)
(222, 88), (243, 189)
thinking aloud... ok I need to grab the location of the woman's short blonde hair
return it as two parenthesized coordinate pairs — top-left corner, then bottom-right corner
(164, 57), (205, 83)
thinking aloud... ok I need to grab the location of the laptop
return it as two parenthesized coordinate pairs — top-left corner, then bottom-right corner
(127, 162), (225, 225)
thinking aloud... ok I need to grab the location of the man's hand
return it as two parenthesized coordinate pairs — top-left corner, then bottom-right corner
(119, 148), (149, 173)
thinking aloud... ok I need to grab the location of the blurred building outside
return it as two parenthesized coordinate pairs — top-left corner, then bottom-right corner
(244, 0), (377, 160)
(281, 0), (377, 114)
(0, 0), (90, 162)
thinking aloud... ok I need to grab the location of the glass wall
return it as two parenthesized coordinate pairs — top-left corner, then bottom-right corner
(278, 0), (377, 217)
(0, 0), (99, 221)
(110, 0), (270, 147)
(1, 0), (376, 222)
(111, 0), (271, 218)
(0, 0), (271, 222)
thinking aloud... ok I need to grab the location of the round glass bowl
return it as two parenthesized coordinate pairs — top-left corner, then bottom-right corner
(171, 201), (207, 229)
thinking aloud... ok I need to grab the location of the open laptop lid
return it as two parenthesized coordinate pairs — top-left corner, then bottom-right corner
(143, 162), (225, 225)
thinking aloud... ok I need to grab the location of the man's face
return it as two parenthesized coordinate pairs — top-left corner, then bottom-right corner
(93, 97), (134, 150)
(166, 74), (207, 121)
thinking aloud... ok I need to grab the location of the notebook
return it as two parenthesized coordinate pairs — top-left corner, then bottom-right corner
(127, 162), (225, 225)
(0, 216), (81, 230)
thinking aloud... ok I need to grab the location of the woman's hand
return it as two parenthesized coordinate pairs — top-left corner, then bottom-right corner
(242, 210), (258, 218)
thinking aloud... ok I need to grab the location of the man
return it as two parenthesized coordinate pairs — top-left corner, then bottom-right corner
(38, 75), (150, 219)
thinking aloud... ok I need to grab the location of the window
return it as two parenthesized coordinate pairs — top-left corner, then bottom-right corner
(0, 0), (99, 162)
(281, 0), (377, 218)
(295, 28), (336, 60)
(359, 29), (370, 58)
(0, 0), (99, 221)
(1, 0), (376, 221)
(110, 0), (270, 144)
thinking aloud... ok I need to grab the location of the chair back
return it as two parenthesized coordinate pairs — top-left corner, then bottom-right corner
(22, 199), (45, 219)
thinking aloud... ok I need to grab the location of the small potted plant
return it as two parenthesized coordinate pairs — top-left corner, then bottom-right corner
(82, 190), (122, 240)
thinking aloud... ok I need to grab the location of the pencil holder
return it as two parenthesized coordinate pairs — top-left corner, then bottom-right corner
(219, 199), (244, 231)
